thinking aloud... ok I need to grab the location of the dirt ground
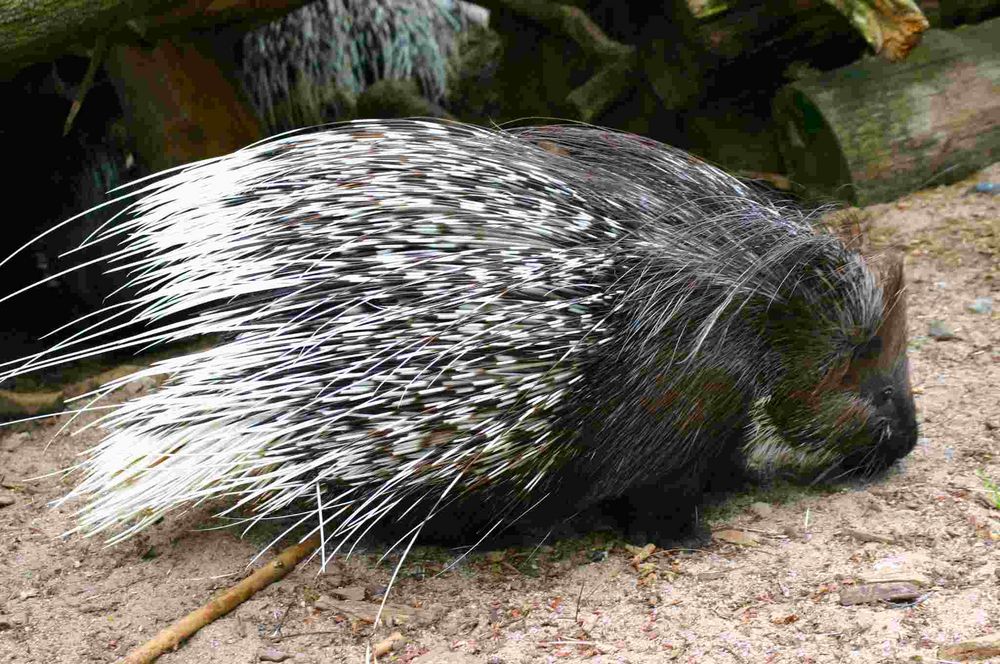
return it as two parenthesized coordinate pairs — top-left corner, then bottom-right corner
(0, 167), (997, 664)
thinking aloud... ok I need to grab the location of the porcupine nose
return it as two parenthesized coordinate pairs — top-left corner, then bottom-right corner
(879, 386), (918, 463)
(864, 368), (918, 471)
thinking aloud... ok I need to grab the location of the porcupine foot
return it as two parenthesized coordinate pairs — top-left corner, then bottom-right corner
(604, 440), (752, 546)
(609, 486), (707, 546)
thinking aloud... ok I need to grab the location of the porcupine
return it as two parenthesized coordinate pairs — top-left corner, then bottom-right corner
(0, 118), (917, 553)
(240, 0), (473, 133)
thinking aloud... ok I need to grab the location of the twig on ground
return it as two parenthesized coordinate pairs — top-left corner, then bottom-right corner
(122, 535), (320, 664)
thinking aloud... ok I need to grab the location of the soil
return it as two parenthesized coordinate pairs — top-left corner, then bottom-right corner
(0, 167), (997, 664)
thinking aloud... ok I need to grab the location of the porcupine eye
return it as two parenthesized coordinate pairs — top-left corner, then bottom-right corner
(837, 335), (882, 387)
(852, 336), (882, 361)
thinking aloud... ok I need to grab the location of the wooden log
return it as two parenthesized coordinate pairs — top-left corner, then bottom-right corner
(638, 2), (713, 111)
(0, 0), (312, 78)
(0, 0), (179, 77)
(476, 0), (631, 61)
(822, 0), (929, 60)
(104, 37), (263, 171)
(475, 0), (637, 122)
(129, 0), (316, 43)
(773, 17), (1000, 205)
(692, 0), (927, 64)
(938, 0), (1000, 26)
(697, 2), (862, 68)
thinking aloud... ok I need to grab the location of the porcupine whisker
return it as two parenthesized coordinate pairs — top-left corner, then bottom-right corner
(324, 465), (437, 546)
(44, 381), (143, 448)
(484, 491), (556, 544)
(243, 486), (363, 544)
(0, 317), (221, 380)
(811, 460), (845, 485)
(3, 301), (168, 380)
(0, 405), (118, 432)
(245, 512), (320, 568)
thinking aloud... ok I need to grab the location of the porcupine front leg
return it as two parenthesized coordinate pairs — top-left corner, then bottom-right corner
(593, 368), (755, 545)
(616, 427), (752, 545)
(610, 473), (712, 545)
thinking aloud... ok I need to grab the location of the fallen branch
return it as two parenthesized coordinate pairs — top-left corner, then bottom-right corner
(566, 48), (637, 122)
(372, 632), (405, 658)
(474, 0), (632, 61)
(474, 0), (637, 120)
(123, 534), (320, 664)
(823, 0), (929, 61)
(0, 0), (312, 77)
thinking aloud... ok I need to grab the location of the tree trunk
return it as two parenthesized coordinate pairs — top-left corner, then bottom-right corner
(0, 0), (312, 78)
(773, 17), (1000, 205)
(938, 0), (1000, 26)
(105, 37), (263, 171)
(0, 0), (179, 76)
(693, 0), (928, 63)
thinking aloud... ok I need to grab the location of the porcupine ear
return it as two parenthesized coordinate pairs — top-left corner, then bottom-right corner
(823, 207), (908, 370)
(866, 248), (907, 369)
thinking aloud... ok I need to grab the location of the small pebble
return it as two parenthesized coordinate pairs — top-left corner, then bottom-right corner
(713, 529), (760, 546)
(839, 581), (922, 606)
(750, 501), (774, 518)
(329, 586), (366, 602)
(967, 297), (994, 315)
(373, 631), (405, 658)
(968, 182), (998, 195)
(235, 614), (247, 638)
(258, 648), (291, 662)
(125, 376), (159, 395)
(312, 596), (335, 612)
(928, 320), (957, 340)
(1, 612), (27, 628)
(0, 495), (14, 508)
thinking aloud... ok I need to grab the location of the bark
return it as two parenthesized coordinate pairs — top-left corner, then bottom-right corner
(0, 0), (179, 76)
(474, 0), (637, 121)
(695, 0), (928, 65)
(822, 0), (929, 60)
(105, 36), (263, 171)
(0, 0), (311, 78)
(773, 18), (1000, 205)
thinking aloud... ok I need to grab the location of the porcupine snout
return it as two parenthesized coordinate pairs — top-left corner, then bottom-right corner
(849, 354), (918, 473)
(762, 348), (918, 482)
(843, 250), (917, 476)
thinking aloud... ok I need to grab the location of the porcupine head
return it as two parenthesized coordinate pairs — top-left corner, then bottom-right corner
(753, 208), (917, 481)
(577, 202), (917, 546)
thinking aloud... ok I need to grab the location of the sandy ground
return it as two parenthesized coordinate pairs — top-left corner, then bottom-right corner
(0, 167), (997, 664)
